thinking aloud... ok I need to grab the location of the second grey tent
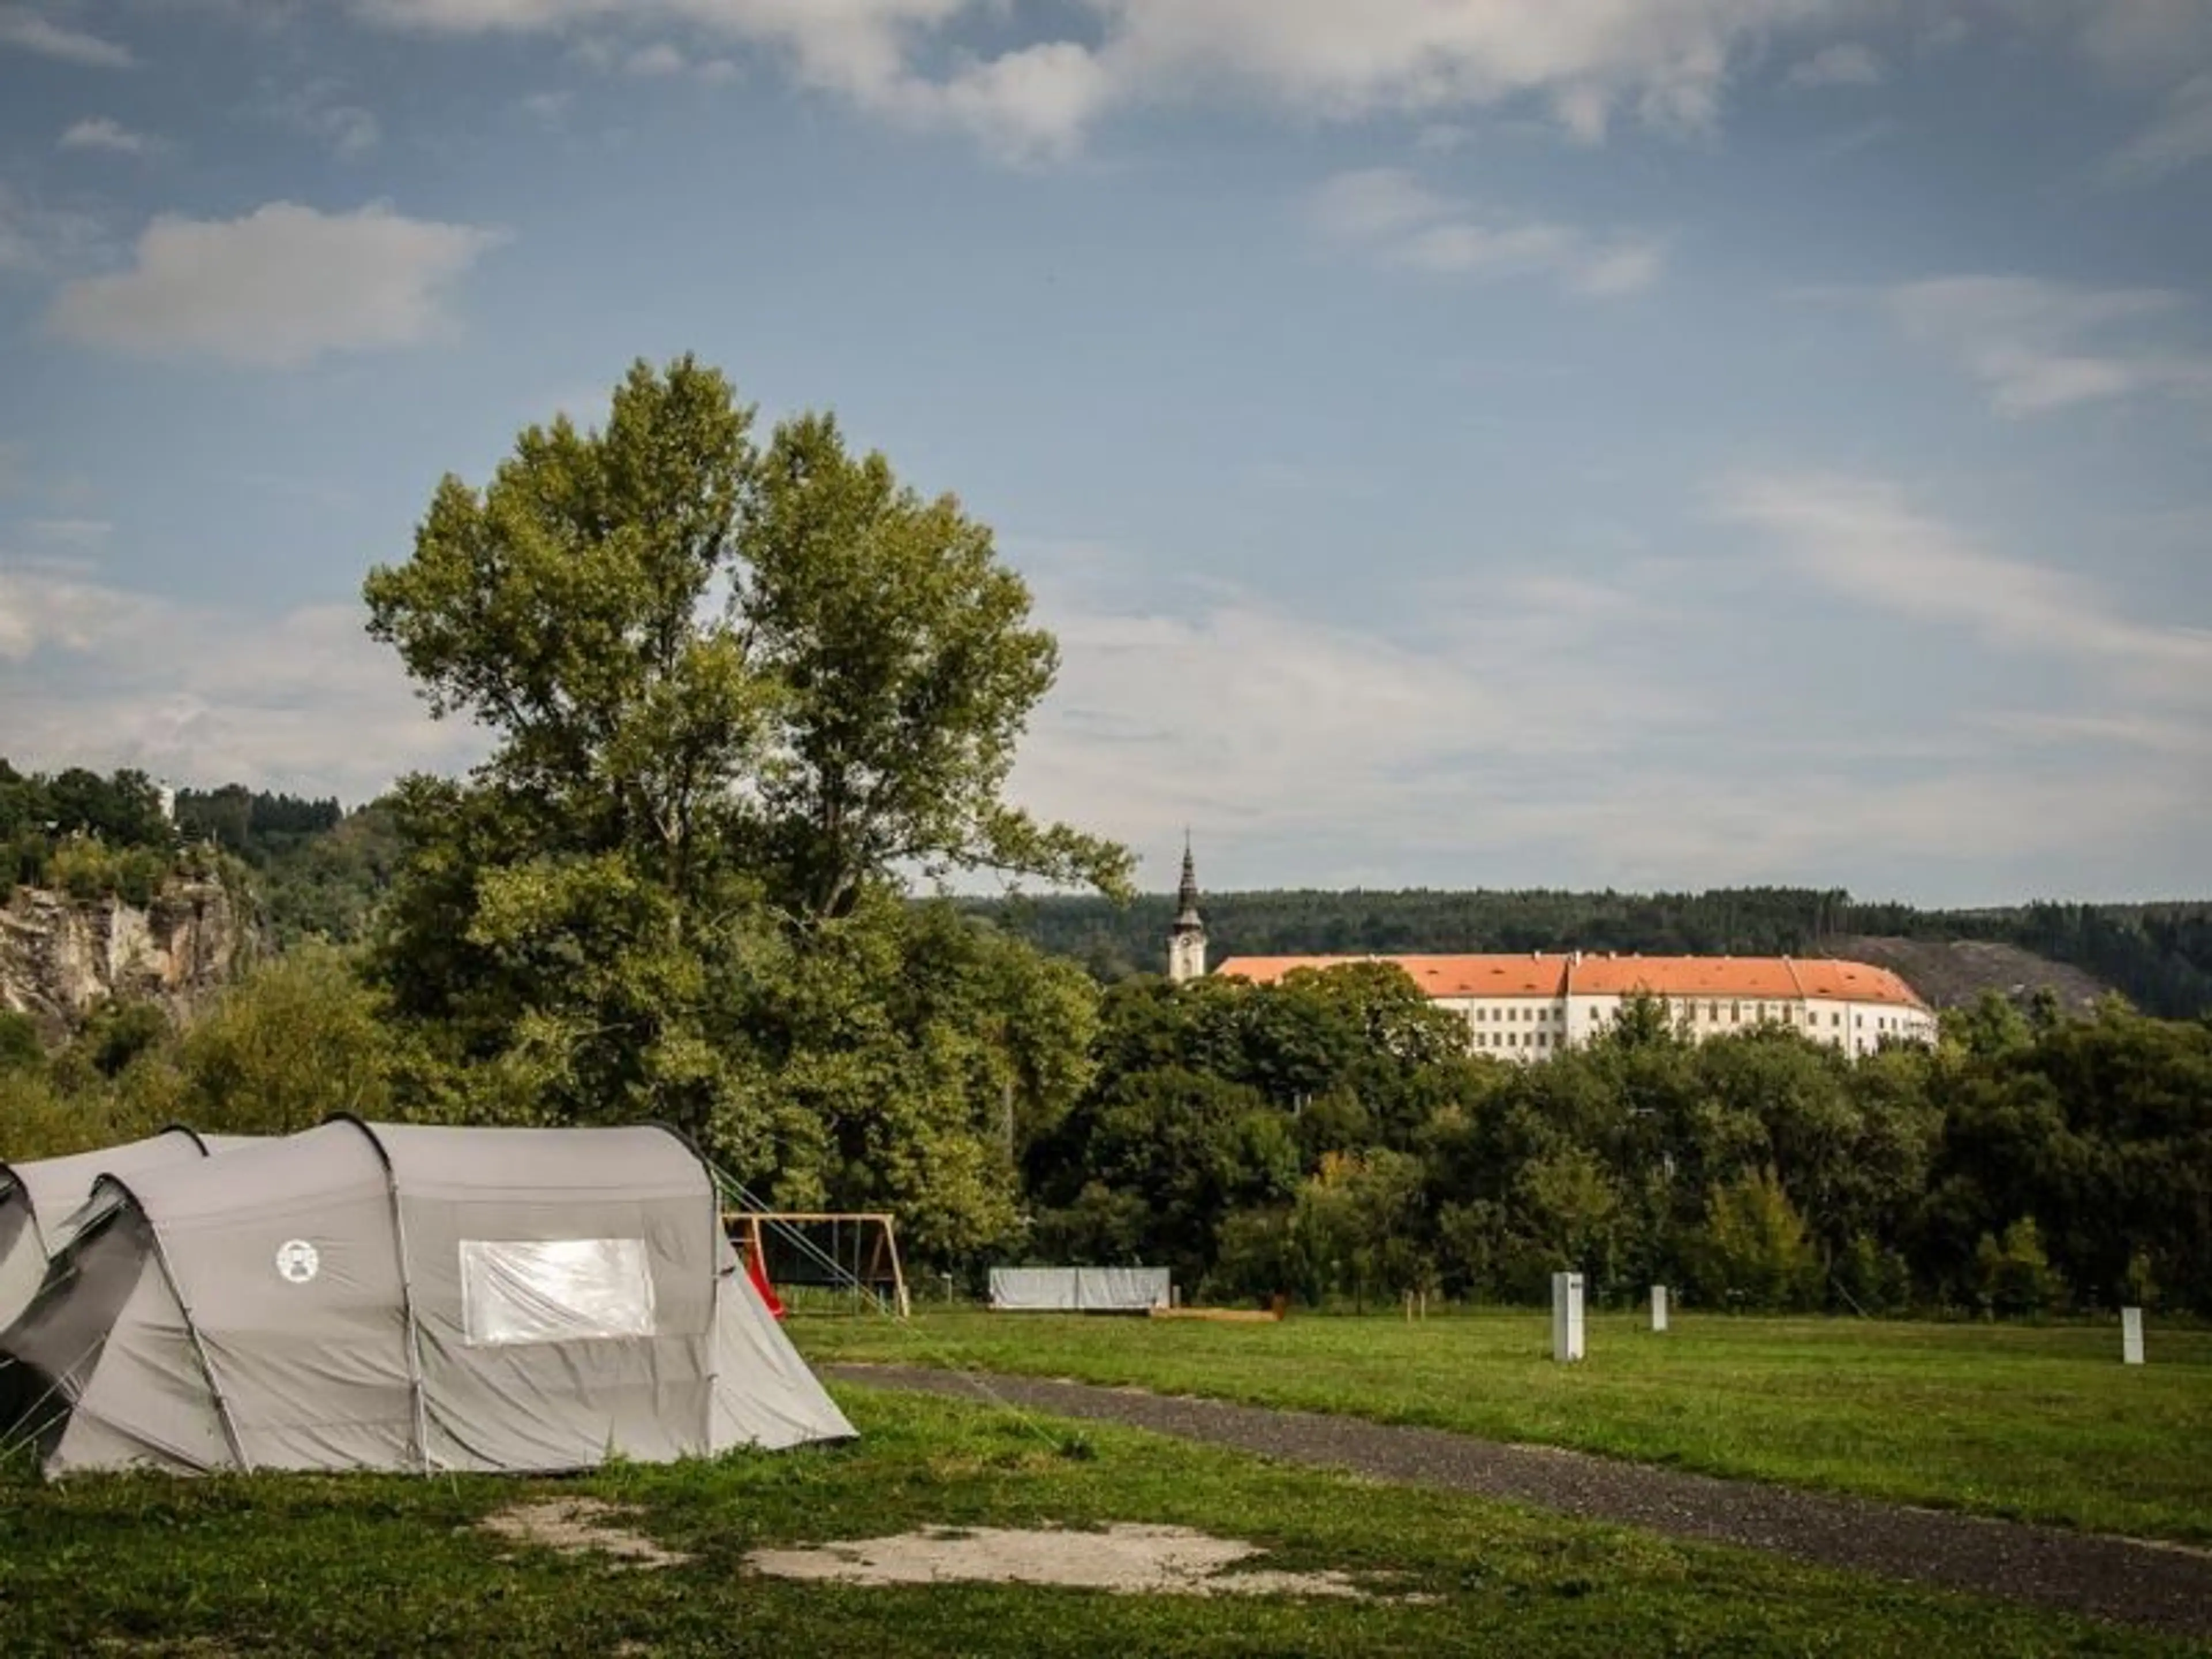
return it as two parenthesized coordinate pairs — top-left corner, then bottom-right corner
(0, 1128), (234, 1332)
(0, 1119), (853, 1475)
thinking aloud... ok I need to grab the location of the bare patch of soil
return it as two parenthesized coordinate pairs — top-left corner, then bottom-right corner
(481, 1498), (691, 1570)
(747, 1522), (1404, 1599)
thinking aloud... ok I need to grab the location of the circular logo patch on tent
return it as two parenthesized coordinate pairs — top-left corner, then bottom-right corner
(275, 1239), (320, 1284)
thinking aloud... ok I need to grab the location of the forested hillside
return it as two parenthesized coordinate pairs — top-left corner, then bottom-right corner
(21, 758), (2201, 1019)
(968, 888), (2212, 1019)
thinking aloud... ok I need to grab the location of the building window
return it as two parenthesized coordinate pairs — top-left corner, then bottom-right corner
(1707, 1002), (1718, 1022)
(1730, 1002), (1740, 1022)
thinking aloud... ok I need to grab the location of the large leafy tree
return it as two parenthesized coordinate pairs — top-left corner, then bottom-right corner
(361, 358), (1125, 1249)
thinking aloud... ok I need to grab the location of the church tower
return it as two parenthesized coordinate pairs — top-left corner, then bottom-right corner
(1167, 836), (1207, 984)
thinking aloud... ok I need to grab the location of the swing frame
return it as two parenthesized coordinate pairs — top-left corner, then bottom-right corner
(722, 1210), (912, 1318)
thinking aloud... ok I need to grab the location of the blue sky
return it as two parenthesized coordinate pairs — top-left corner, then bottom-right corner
(1, 2), (2208, 905)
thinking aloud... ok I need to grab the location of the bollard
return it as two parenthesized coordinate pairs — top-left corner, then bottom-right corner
(2122, 1306), (2145, 1365)
(1651, 1284), (1669, 1333)
(1551, 1271), (1585, 1362)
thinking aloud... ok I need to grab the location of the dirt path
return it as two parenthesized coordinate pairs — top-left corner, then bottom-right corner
(830, 1363), (2212, 1639)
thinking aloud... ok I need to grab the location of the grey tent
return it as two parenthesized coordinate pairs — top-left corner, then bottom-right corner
(0, 1128), (235, 1332)
(0, 1119), (853, 1475)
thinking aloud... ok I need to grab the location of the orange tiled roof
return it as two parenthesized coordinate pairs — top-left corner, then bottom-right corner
(1571, 955), (1800, 999)
(1211, 953), (1926, 1010)
(1214, 954), (1570, 997)
(1789, 959), (1926, 1007)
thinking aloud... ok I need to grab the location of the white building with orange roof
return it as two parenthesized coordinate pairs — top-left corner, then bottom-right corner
(1207, 950), (1936, 1061)
(1166, 852), (1936, 1060)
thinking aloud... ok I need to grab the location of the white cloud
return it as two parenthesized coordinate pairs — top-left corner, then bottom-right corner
(56, 116), (157, 154)
(1004, 533), (2207, 897)
(2068, 0), (2212, 84)
(1009, 556), (1701, 867)
(0, 560), (482, 799)
(1785, 41), (1884, 86)
(1974, 709), (2212, 758)
(1714, 471), (2212, 691)
(46, 202), (503, 368)
(351, 0), (1864, 158)
(518, 88), (573, 123)
(1311, 167), (1665, 297)
(263, 79), (383, 157)
(1092, 0), (1844, 135)
(2107, 72), (2212, 180)
(0, 5), (134, 67)
(1700, 475), (2210, 892)
(624, 39), (685, 74)
(1880, 275), (2212, 417)
(1309, 167), (1449, 241)
(613, 39), (736, 78)
(312, 2), (2212, 164)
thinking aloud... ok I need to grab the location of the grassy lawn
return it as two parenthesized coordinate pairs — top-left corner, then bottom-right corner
(796, 1308), (2212, 1544)
(0, 1384), (2190, 1657)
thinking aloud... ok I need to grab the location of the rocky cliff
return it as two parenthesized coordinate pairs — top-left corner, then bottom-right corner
(0, 877), (260, 1040)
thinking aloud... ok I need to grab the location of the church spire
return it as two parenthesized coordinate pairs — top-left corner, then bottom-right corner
(1175, 831), (1200, 925)
(1168, 832), (1207, 984)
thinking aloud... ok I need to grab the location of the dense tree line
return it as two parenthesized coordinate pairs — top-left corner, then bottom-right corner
(1, 760), (180, 903)
(10, 948), (2205, 1316)
(969, 888), (2212, 1019)
(1022, 968), (2212, 1316)
(173, 785), (342, 861)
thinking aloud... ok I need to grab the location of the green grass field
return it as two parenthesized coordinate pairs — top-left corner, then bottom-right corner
(798, 1308), (2212, 1544)
(1, 1385), (2192, 1657)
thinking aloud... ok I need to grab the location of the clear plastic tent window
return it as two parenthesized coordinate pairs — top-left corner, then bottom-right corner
(458, 1238), (656, 1346)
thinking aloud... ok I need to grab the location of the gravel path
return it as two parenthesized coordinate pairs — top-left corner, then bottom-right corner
(831, 1363), (2212, 1639)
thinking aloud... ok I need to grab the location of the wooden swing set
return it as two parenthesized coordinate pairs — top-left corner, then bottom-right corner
(722, 1210), (912, 1318)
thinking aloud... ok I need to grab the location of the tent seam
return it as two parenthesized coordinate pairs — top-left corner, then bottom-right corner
(333, 1115), (434, 1476)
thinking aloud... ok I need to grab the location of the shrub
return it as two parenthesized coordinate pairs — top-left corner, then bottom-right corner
(0, 1066), (166, 1160)
(0, 1012), (42, 1076)
(1206, 1206), (1301, 1303)
(179, 944), (395, 1135)
(79, 1001), (172, 1080)
(1692, 1166), (1822, 1311)
(1975, 1217), (2066, 1317)
(1834, 1230), (1913, 1315)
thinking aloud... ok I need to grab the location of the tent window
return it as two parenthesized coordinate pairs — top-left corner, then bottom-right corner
(459, 1238), (656, 1346)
